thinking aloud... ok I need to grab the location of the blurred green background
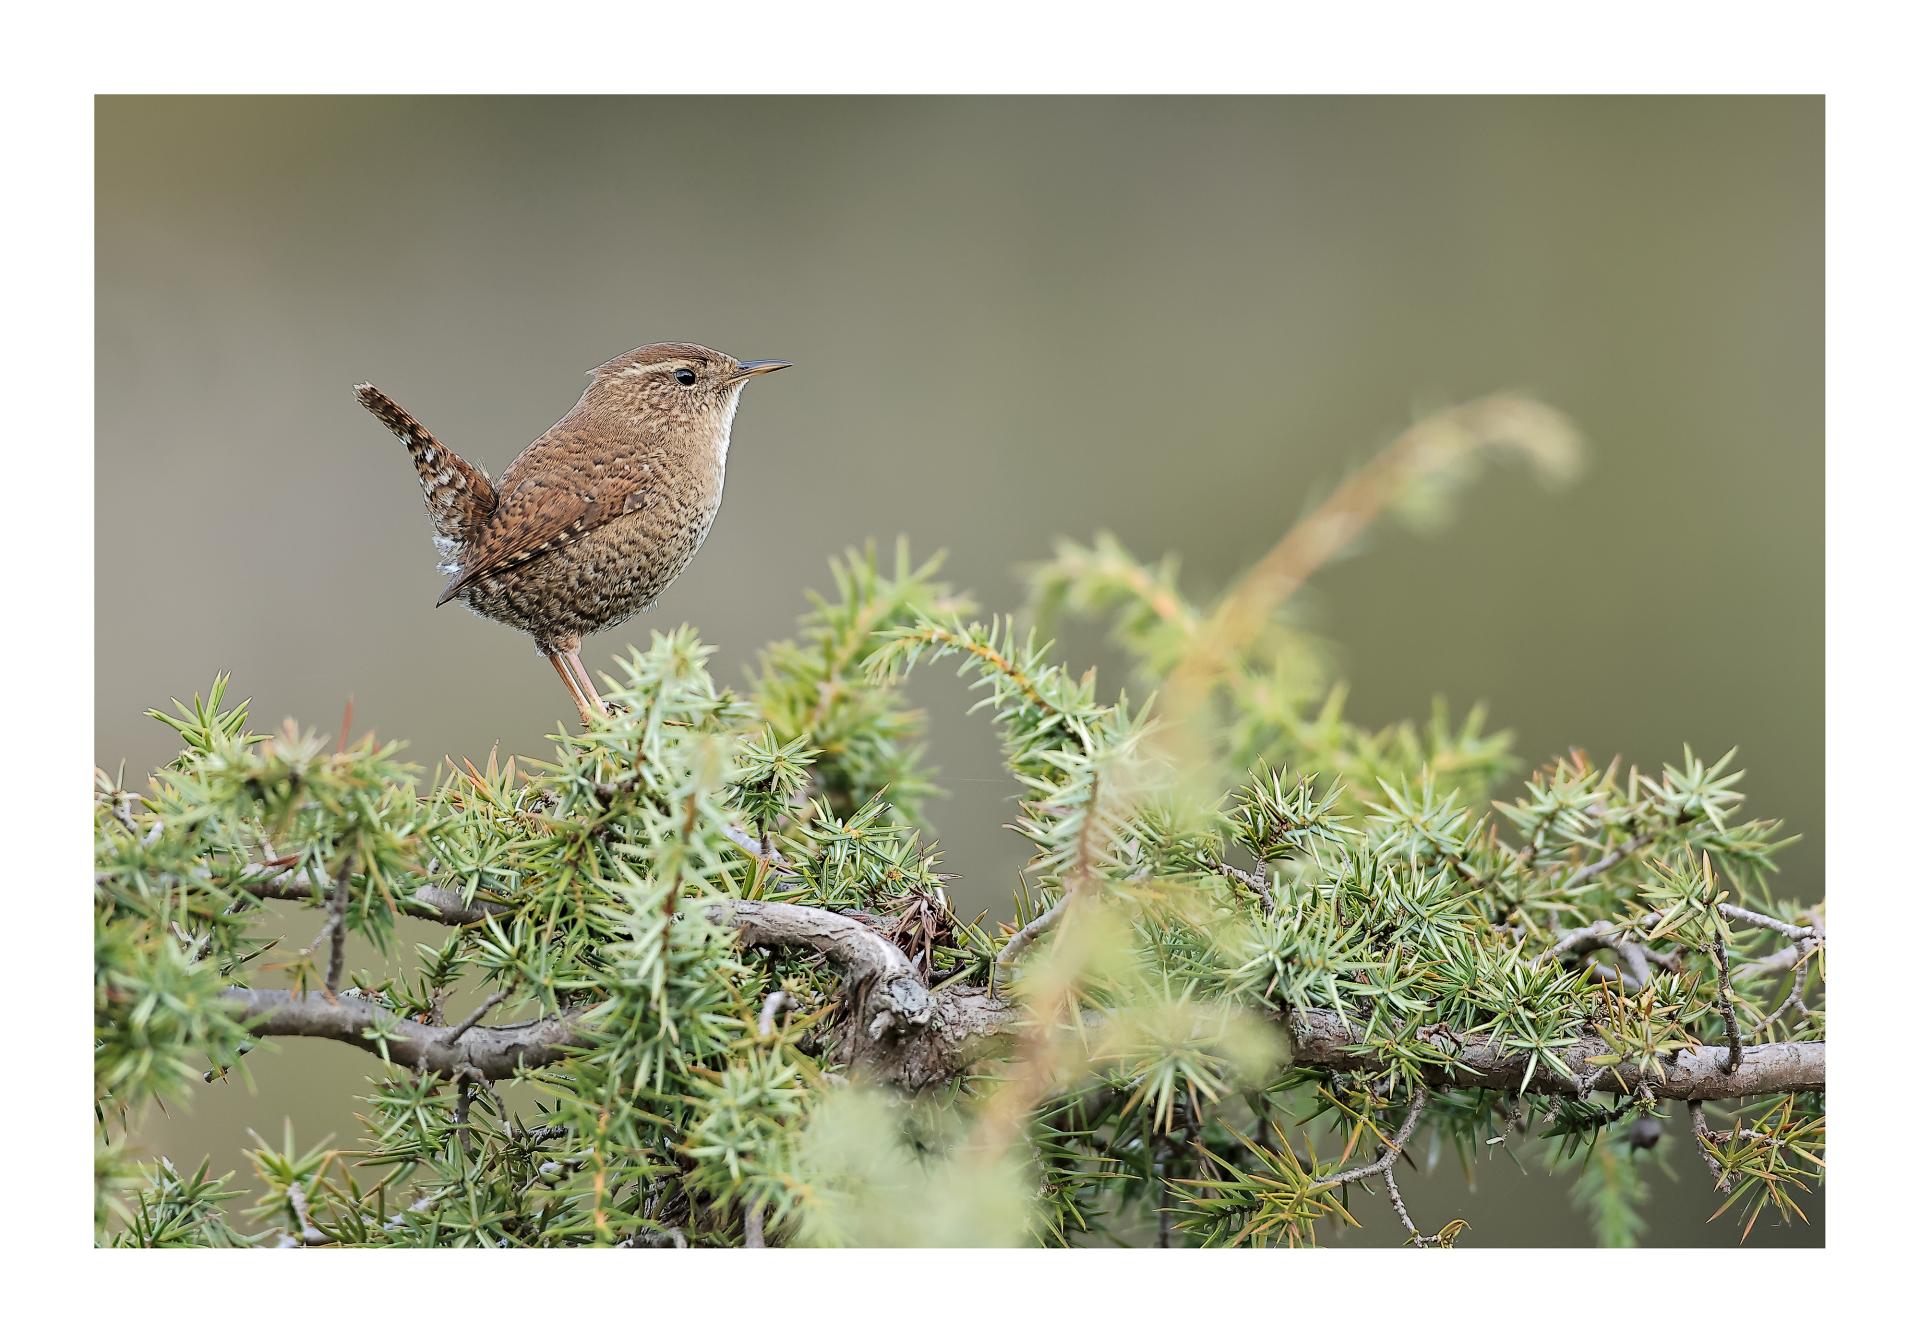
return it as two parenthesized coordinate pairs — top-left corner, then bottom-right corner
(96, 96), (1821, 1245)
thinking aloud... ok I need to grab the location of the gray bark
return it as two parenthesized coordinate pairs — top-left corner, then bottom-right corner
(231, 878), (1822, 1098)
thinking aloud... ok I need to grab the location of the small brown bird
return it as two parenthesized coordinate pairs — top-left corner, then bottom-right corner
(355, 343), (790, 723)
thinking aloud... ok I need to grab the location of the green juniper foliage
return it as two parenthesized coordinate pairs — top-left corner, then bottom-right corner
(95, 399), (1823, 1247)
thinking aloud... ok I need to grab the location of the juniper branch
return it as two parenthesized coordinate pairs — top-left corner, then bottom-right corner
(997, 899), (1070, 967)
(1689, 1101), (1733, 1192)
(218, 917), (1822, 1099)
(444, 991), (508, 1047)
(1283, 1008), (1820, 1101)
(1382, 1164), (1447, 1248)
(1709, 925), (1744, 1074)
(1315, 1088), (1428, 1189)
(220, 987), (579, 1080)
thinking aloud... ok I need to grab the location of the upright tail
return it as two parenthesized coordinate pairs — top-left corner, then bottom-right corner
(354, 383), (497, 548)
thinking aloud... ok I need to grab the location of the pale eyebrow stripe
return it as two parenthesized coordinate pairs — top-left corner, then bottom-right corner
(615, 359), (690, 379)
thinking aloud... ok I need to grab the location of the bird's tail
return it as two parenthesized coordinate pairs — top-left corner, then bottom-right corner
(354, 383), (497, 548)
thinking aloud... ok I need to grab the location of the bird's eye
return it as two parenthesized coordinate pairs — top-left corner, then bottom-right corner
(673, 368), (696, 386)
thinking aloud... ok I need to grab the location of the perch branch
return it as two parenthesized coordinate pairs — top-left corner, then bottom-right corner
(223, 894), (1018, 1089)
(223, 884), (1822, 1099)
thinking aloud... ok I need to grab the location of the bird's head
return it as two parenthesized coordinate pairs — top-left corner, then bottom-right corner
(584, 342), (790, 428)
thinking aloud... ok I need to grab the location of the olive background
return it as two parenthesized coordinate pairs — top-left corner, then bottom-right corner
(96, 96), (1822, 1245)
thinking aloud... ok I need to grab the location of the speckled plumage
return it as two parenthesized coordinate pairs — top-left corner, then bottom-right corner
(355, 342), (788, 720)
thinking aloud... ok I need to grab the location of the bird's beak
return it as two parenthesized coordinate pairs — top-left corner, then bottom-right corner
(731, 359), (793, 382)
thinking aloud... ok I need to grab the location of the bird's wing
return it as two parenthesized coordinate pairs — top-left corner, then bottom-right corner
(435, 445), (655, 606)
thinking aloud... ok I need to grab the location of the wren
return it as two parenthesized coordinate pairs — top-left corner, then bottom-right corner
(355, 343), (790, 723)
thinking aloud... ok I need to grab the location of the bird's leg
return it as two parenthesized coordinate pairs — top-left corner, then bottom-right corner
(544, 642), (601, 727)
(563, 647), (607, 718)
(546, 652), (595, 726)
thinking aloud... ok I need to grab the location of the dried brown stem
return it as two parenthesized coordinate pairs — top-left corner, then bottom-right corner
(1159, 396), (1576, 771)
